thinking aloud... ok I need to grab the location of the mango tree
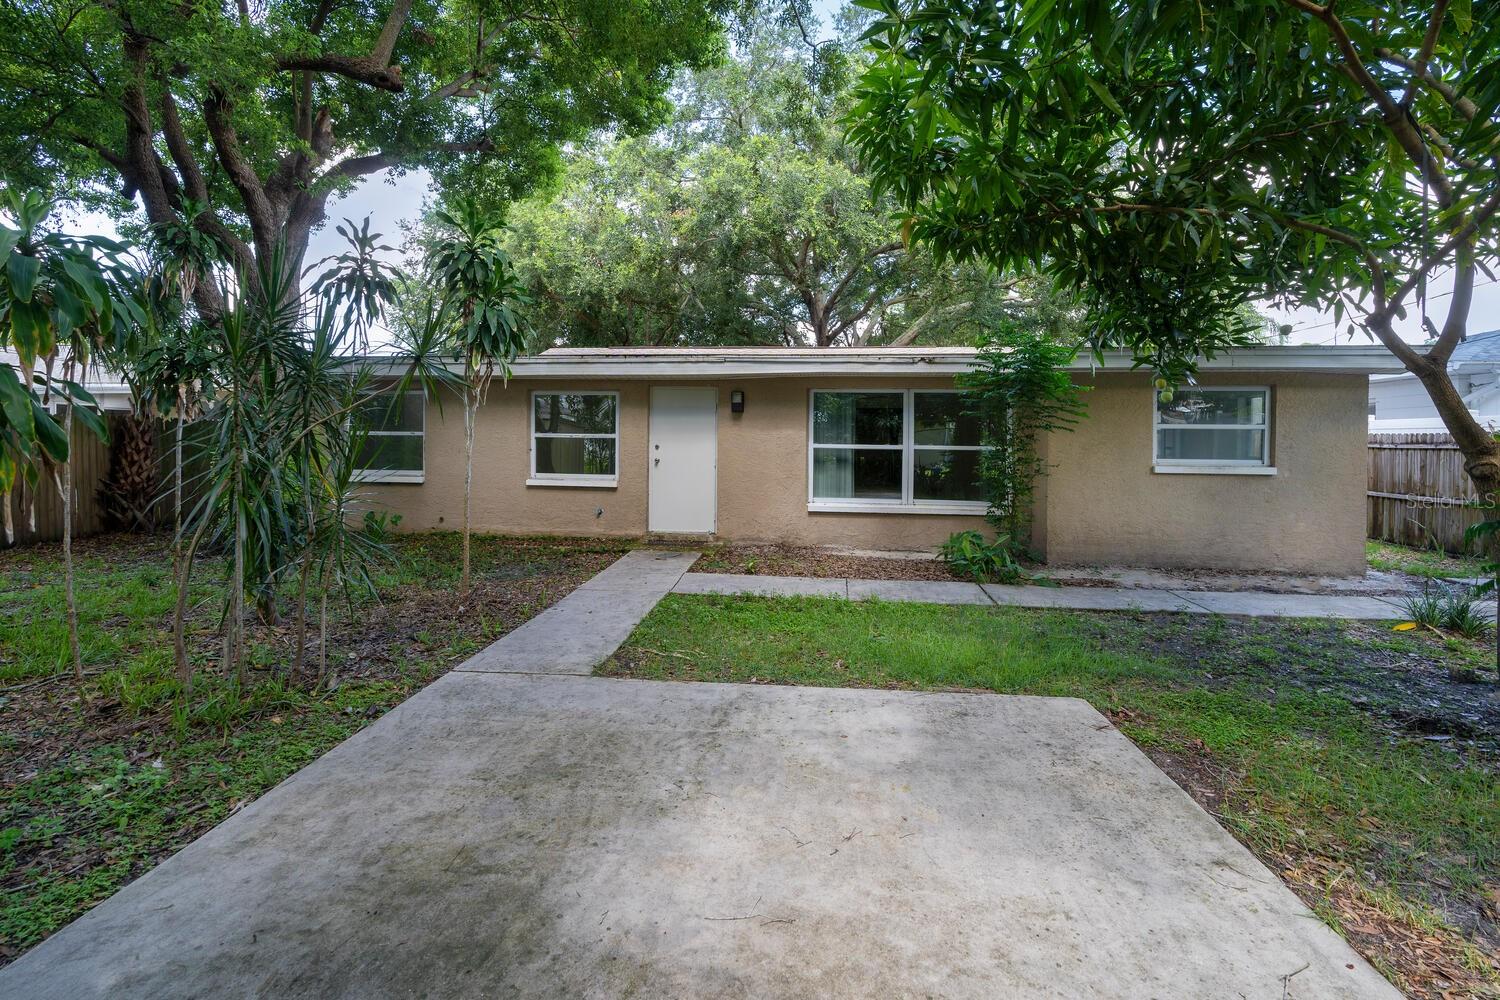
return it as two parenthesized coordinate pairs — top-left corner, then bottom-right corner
(848, 0), (1500, 494)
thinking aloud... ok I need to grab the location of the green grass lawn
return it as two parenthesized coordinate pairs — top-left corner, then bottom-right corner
(1367, 539), (1488, 580)
(604, 595), (1500, 999)
(0, 532), (628, 963)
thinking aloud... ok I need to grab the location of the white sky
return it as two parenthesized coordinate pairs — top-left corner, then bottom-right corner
(65, 0), (1497, 349)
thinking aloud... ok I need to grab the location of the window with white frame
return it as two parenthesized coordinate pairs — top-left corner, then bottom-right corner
(352, 389), (424, 483)
(531, 391), (619, 483)
(809, 390), (986, 510)
(1154, 387), (1270, 466)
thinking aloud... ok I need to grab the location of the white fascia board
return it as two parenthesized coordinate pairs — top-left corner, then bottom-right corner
(359, 344), (1405, 379)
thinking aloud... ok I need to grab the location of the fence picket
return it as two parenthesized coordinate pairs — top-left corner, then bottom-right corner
(1367, 433), (1486, 553)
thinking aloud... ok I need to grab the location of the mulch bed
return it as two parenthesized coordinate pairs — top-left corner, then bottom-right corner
(1120, 615), (1500, 763)
(690, 543), (961, 581)
(2, 536), (624, 787)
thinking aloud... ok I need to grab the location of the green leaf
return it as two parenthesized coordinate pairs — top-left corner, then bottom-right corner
(9, 299), (49, 361)
(1451, 0), (1472, 34)
(7, 253), (41, 302)
(30, 397), (68, 461)
(0, 364), (36, 446)
(1082, 74), (1125, 117)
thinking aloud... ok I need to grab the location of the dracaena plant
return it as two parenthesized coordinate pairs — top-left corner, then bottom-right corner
(426, 197), (530, 592)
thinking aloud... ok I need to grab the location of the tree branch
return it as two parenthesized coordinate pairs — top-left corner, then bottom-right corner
(1376, 186), (1500, 325)
(1426, 241), (1477, 365)
(1402, 0), (1450, 111)
(1279, 0), (1455, 208)
(277, 0), (412, 90)
(824, 241), (902, 314)
(431, 19), (520, 100)
(202, 90), (277, 259)
(888, 300), (971, 347)
(1374, 48), (1480, 122)
(158, 79), (208, 203)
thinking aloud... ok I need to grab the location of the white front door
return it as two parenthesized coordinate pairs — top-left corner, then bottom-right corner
(648, 387), (718, 534)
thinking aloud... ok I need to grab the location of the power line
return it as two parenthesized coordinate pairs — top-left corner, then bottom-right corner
(1276, 277), (1500, 344)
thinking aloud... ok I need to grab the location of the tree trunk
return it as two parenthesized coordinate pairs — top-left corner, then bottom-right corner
(293, 550), (313, 677)
(172, 410), (184, 579)
(62, 403), (83, 687)
(224, 507), (246, 684)
(1412, 362), (1500, 500)
(173, 550), (193, 684)
(462, 376), (475, 592)
(316, 562), (330, 688)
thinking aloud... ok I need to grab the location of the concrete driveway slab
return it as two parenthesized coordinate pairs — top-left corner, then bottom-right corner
(674, 572), (848, 598)
(0, 673), (1398, 1000)
(576, 548), (700, 592)
(461, 585), (671, 674)
(462, 549), (697, 674)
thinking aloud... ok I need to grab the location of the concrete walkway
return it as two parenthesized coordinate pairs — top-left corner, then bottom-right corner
(463, 549), (699, 674)
(675, 571), (1432, 619)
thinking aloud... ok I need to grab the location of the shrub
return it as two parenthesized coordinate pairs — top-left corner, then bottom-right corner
(940, 530), (1024, 584)
(1439, 592), (1492, 640)
(1402, 588), (1445, 630)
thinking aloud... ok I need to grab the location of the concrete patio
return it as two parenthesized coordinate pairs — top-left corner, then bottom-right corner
(0, 673), (1397, 999)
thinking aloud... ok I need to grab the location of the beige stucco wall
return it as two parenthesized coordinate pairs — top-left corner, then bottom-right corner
(360, 380), (650, 538)
(361, 370), (1369, 574)
(360, 376), (983, 548)
(1035, 372), (1368, 575)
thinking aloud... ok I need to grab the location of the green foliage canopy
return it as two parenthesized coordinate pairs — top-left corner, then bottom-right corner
(0, 0), (737, 313)
(847, 0), (1500, 393)
(504, 10), (1078, 348)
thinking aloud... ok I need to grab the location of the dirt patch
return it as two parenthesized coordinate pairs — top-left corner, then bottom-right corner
(1113, 615), (1500, 763)
(691, 543), (961, 581)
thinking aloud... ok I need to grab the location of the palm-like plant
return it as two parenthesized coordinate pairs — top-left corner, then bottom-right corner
(426, 197), (530, 591)
(164, 220), (456, 685)
(0, 186), (141, 682)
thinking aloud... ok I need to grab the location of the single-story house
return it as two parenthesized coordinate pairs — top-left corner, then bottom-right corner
(1368, 327), (1500, 434)
(357, 345), (1401, 575)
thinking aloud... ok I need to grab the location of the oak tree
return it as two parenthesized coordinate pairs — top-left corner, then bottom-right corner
(0, 0), (736, 315)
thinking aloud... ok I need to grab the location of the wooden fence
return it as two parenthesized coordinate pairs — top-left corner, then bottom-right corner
(1, 411), (113, 549)
(1368, 432), (1486, 553)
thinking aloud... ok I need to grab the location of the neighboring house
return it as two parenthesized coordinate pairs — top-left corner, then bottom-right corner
(1368, 328), (1500, 434)
(357, 345), (1398, 576)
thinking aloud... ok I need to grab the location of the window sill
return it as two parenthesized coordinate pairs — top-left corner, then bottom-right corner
(808, 501), (988, 515)
(351, 471), (424, 484)
(526, 477), (619, 489)
(1152, 464), (1277, 476)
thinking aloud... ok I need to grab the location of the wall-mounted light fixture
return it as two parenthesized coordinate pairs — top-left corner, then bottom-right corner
(730, 389), (746, 414)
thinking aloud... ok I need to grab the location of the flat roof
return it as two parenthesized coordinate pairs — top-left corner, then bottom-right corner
(496, 344), (1403, 377)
